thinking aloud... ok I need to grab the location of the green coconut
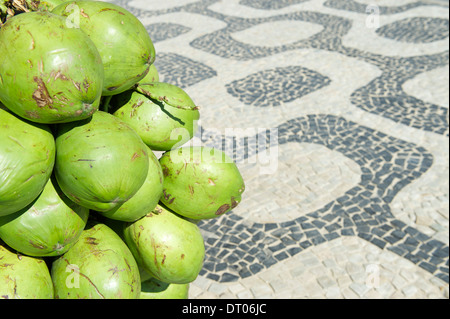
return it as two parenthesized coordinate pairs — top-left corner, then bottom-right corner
(0, 241), (54, 299)
(139, 64), (159, 84)
(0, 107), (55, 217)
(0, 176), (89, 257)
(111, 82), (200, 151)
(51, 222), (141, 299)
(54, 111), (149, 212)
(159, 146), (245, 220)
(52, 0), (155, 96)
(124, 205), (205, 284)
(0, 11), (104, 123)
(141, 277), (189, 299)
(100, 146), (163, 222)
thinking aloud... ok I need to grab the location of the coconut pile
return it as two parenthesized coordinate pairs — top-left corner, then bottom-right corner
(0, 0), (245, 299)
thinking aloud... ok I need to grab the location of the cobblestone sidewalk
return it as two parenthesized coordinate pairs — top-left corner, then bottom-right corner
(109, 0), (449, 299)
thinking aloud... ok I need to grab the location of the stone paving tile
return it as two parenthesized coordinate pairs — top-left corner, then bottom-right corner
(109, 0), (449, 298)
(189, 237), (449, 299)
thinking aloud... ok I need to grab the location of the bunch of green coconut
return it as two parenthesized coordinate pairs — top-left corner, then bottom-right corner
(0, 0), (245, 299)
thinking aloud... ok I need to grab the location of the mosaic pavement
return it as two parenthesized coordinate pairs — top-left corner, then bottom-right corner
(107, 0), (449, 298)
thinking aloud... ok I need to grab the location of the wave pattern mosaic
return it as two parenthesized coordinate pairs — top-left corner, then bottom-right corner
(109, 0), (449, 298)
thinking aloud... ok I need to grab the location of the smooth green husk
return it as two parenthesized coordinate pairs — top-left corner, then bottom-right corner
(54, 111), (149, 212)
(99, 146), (163, 222)
(124, 205), (205, 284)
(159, 146), (245, 220)
(0, 176), (89, 257)
(0, 241), (54, 299)
(111, 82), (200, 151)
(139, 64), (159, 84)
(0, 107), (55, 216)
(51, 222), (141, 299)
(140, 276), (189, 299)
(0, 11), (104, 123)
(52, 0), (155, 96)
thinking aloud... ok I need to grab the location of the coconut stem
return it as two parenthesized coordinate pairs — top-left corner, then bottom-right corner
(101, 95), (113, 113)
(1, 0), (36, 24)
(12, 0), (30, 12)
(1, 0), (52, 24)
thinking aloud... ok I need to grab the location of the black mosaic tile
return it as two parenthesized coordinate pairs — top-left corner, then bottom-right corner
(206, 273), (221, 281)
(301, 222), (315, 230)
(343, 218), (354, 228)
(240, 0), (310, 10)
(349, 51), (449, 136)
(417, 250), (433, 261)
(206, 238), (218, 246)
(404, 234), (420, 245)
(371, 227), (386, 238)
(280, 220), (297, 228)
(280, 236), (297, 246)
(238, 232), (250, 241)
(271, 228), (290, 238)
(325, 232), (340, 241)
(299, 240), (313, 249)
(262, 256), (278, 268)
(384, 236), (401, 245)
(388, 246), (407, 257)
(249, 263), (264, 274)
(358, 232), (372, 242)
(436, 273), (449, 283)
(405, 253), (424, 264)
(428, 239), (446, 249)
(419, 243), (434, 254)
(287, 247), (303, 256)
(154, 52), (217, 89)
(251, 231), (265, 242)
(221, 273), (239, 282)
(391, 220), (408, 230)
(312, 220), (326, 229)
(325, 222), (341, 232)
(145, 22), (191, 43)
(310, 236), (326, 245)
(370, 237), (387, 250)
(226, 66), (331, 107)
(217, 250), (229, 259)
(433, 247), (449, 259)
(203, 262), (215, 272)
(430, 256), (445, 266)
(265, 223), (278, 232)
(305, 229), (321, 238)
(271, 250), (287, 261)
(268, 243), (286, 253)
(289, 232), (304, 241)
(244, 254), (255, 263)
